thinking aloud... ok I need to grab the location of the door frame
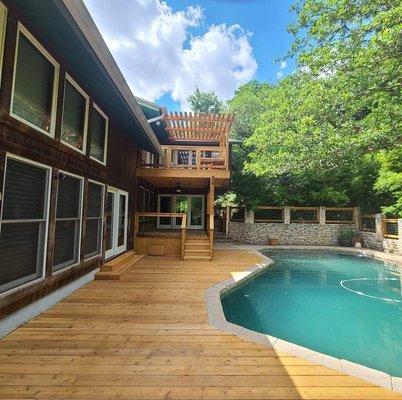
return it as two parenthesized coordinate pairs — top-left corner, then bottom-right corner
(105, 187), (129, 260)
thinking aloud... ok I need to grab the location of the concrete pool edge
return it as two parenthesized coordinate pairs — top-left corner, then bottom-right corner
(205, 246), (402, 394)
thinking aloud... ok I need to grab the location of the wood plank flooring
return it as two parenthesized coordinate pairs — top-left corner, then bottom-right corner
(0, 249), (401, 399)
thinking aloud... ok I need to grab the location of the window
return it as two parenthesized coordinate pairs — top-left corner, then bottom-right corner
(61, 75), (89, 153)
(84, 181), (104, 259)
(0, 155), (51, 294)
(0, 2), (7, 86)
(53, 173), (83, 272)
(11, 24), (59, 136)
(90, 104), (108, 164)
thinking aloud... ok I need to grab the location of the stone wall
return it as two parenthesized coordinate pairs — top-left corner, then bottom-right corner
(228, 221), (356, 246)
(360, 232), (383, 251)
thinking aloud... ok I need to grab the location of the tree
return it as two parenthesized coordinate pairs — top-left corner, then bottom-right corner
(187, 87), (225, 114)
(230, 0), (401, 214)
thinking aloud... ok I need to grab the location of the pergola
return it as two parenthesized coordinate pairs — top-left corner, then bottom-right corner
(163, 112), (235, 145)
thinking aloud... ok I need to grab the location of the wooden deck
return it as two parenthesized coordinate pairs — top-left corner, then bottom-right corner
(0, 249), (401, 399)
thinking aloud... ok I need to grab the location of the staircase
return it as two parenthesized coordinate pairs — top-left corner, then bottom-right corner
(96, 250), (144, 280)
(183, 232), (212, 261)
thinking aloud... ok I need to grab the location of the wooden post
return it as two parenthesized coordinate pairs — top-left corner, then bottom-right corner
(284, 206), (291, 224)
(45, 168), (59, 277)
(319, 206), (326, 225)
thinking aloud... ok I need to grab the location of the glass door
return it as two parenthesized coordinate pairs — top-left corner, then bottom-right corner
(174, 196), (189, 228)
(105, 188), (128, 259)
(189, 196), (204, 229)
(105, 190), (115, 259)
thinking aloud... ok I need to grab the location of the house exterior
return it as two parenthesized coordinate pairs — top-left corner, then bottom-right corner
(0, 0), (163, 322)
(134, 98), (233, 260)
(0, 0), (233, 330)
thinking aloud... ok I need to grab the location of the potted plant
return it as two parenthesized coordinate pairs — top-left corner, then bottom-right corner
(268, 238), (279, 246)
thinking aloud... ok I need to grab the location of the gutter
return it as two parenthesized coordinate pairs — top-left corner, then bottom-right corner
(61, 0), (164, 157)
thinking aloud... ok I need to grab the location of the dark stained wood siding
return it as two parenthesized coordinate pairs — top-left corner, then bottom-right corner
(0, 3), (140, 317)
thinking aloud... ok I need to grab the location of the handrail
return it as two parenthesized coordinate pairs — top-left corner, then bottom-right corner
(181, 214), (187, 260)
(208, 214), (214, 260)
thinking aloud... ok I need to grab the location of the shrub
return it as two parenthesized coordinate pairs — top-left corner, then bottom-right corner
(338, 227), (360, 247)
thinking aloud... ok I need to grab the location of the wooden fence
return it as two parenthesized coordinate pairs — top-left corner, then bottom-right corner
(383, 219), (399, 239)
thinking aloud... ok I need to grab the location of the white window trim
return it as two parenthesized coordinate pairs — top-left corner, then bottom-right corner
(60, 74), (89, 155)
(10, 23), (60, 138)
(90, 103), (109, 166)
(53, 170), (84, 274)
(84, 179), (105, 260)
(0, 1), (8, 87)
(0, 153), (52, 297)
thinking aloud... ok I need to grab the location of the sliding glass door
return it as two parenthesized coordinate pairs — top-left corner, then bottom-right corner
(105, 188), (128, 259)
(157, 195), (205, 229)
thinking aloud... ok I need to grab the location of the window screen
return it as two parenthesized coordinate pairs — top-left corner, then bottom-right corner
(84, 182), (103, 258)
(62, 80), (87, 151)
(53, 175), (82, 271)
(90, 107), (107, 163)
(12, 31), (56, 133)
(0, 157), (50, 293)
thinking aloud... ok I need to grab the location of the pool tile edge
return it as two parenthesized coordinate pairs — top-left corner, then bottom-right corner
(205, 248), (402, 395)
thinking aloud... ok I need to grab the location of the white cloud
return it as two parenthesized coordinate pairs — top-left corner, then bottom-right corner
(83, 0), (257, 109)
(280, 61), (287, 69)
(276, 71), (283, 79)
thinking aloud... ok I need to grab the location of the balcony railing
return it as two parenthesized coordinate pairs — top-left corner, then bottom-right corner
(139, 145), (229, 171)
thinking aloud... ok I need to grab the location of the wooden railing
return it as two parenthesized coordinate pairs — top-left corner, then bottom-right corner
(255, 206), (284, 223)
(290, 207), (319, 223)
(325, 207), (356, 224)
(207, 214), (214, 260)
(134, 212), (187, 259)
(383, 218), (399, 239)
(139, 145), (228, 171)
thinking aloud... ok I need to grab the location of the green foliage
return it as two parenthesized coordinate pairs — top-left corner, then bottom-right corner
(187, 87), (225, 114)
(338, 227), (360, 247)
(374, 147), (402, 216)
(226, 0), (401, 213)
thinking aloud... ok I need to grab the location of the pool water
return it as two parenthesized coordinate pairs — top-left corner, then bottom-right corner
(221, 251), (402, 376)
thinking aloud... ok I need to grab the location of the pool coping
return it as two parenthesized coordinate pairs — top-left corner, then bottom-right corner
(205, 245), (402, 394)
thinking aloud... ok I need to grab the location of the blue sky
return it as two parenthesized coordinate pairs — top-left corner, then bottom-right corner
(85, 0), (297, 111)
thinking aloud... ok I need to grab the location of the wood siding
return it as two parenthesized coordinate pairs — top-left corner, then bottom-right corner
(0, 3), (139, 317)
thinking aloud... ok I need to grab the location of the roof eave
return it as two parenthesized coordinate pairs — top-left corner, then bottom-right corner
(60, 0), (164, 157)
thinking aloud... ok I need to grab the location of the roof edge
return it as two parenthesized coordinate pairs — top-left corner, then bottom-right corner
(60, 0), (163, 156)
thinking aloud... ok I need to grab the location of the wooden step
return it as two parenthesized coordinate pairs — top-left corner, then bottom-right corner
(183, 255), (211, 261)
(185, 249), (210, 257)
(96, 253), (145, 280)
(185, 243), (210, 251)
(101, 251), (135, 272)
(186, 240), (209, 245)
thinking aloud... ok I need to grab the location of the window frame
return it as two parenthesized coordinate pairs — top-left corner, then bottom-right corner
(0, 1), (8, 87)
(10, 23), (60, 138)
(0, 153), (52, 296)
(84, 179), (105, 260)
(89, 103), (109, 166)
(60, 74), (89, 155)
(52, 170), (84, 273)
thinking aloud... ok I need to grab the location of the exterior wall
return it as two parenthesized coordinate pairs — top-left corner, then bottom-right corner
(228, 221), (357, 246)
(0, 3), (140, 317)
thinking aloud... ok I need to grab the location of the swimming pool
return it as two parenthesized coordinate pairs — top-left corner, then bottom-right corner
(221, 250), (402, 377)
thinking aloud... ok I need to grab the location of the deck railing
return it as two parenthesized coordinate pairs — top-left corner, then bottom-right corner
(383, 219), (399, 239)
(139, 145), (229, 171)
(134, 212), (187, 259)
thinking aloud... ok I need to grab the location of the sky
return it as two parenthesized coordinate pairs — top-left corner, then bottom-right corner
(83, 0), (297, 111)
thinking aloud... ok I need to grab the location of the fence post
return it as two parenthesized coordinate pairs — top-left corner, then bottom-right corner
(319, 206), (326, 225)
(284, 206), (291, 224)
(398, 219), (402, 249)
(375, 213), (385, 239)
(245, 209), (254, 224)
(354, 207), (359, 228)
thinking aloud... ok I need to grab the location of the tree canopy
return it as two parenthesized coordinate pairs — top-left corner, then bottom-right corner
(225, 0), (401, 215)
(187, 87), (225, 114)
